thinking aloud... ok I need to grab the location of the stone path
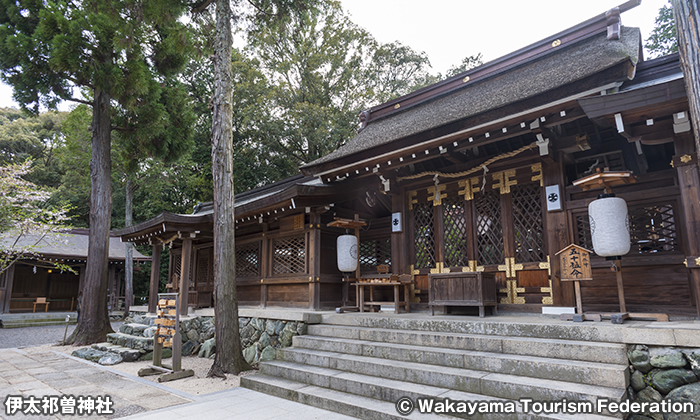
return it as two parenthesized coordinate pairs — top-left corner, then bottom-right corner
(0, 346), (355, 420)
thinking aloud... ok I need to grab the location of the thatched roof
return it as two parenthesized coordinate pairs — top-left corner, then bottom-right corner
(0, 229), (150, 262)
(302, 26), (641, 174)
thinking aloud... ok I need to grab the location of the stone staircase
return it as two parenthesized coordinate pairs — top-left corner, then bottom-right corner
(241, 314), (630, 419)
(105, 321), (156, 353)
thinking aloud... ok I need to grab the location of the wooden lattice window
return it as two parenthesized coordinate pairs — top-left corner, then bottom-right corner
(413, 201), (436, 269)
(512, 183), (545, 263)
(170, 252), (182, 286)
(575, 213), (593, 251)
(629, 203), (678, 254)
(196, 248), (212, 286)
(475, 189), (504, 265)
(575, 202), (678, 254)
(236, 242), (260, 277)
(442, 196), (470, 268)
(359, 239), (391, 273)
(272, 236), (306, 275)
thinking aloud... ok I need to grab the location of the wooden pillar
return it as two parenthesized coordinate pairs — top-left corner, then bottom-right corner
(308, 212), (321, 310)
(1, 263), (15, 313)
(260, 224), (268, 308)
(391, 193), (407, 274)
(674, 134), (700, 317)
(179, 237), (193, 316)
(108, 265), (116, 312)
(148, 245), (161, 314)
(544, 156), (575, 307)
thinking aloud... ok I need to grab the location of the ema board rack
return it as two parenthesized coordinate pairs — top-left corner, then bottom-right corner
(155, 299), (178, 347)
(138, 293), (194, 382)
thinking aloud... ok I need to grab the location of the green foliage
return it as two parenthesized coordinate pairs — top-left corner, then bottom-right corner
(444, 54), (484, 78)
(0, 108), (67, 187)
(645, 1), (678, 58)
(56, 105), (206, 228)
(245, 0), (437, 166)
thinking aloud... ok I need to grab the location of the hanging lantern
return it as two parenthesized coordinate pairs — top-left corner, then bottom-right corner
(588, 194), (630, 257)
(337, 234), (358, 272)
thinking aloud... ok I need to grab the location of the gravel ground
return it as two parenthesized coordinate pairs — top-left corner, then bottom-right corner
(0, 321), (123, 348)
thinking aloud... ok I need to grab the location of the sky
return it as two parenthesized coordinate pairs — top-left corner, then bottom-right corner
(0, 0), (670, 109)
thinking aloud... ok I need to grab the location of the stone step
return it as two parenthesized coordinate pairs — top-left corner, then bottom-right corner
(118, 323), (151, 337)
(106, 332), (153, 352)
(307, 324), (629, 365)
(242, 373), (618, 420)
(275, 348), (626, 407)
(291, 335), (629, 388)
(317, 314), (644, 345)
(91, 342), (143, 362)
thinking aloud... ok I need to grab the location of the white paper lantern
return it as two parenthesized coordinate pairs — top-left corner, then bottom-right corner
(588, 196), (631, 257)
(337, 235), (358, 272)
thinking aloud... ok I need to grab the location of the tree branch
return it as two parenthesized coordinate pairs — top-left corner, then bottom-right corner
(65, 97), (93, 106)
(191, 0), (215, 14)
(111, 126), (136, 133)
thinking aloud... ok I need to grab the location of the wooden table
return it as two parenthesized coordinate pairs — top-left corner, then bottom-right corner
(352, 275), (411, 314)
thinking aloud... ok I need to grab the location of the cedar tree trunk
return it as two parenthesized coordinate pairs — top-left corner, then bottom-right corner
(208, 0), (251, 377)
(124, 177), (134, 318)
(672, 0), (700, 158)
(67, 88), (114, 345)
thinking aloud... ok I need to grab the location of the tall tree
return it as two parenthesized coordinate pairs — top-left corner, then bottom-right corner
(207, 0), (250, 377)
(671, 0), (700, 160)
(0, 0), (194, 344)
(246, 0), (440, 166)
(646, 1), (679, 58)
(189, 0), (313, 377)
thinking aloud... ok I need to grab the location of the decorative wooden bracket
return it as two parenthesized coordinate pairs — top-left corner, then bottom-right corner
(493, 170), (517, 194)
(458, 177), (480, 201)
(531, 163), (543, 187)
(408, 191), (418, 210)
(461, 260), (478, 272)
(672, 154), (697, 168)
(500, 280), (526, 304)
(684, 256), (700, 268)
(427, 185), (447, 206)
(429, 262), (450, 274)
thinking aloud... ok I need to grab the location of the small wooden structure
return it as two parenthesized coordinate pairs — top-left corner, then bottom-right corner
(327, 215), (366, 313)
(352, 272), (412, 314)
(556, 245), (598, 321)
(428, 272), (497, 317)
(32, 297), (49, 313)
(138, 293), (194, 382)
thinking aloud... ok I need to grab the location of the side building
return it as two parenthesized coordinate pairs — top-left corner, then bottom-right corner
(0, 229), (150, 313)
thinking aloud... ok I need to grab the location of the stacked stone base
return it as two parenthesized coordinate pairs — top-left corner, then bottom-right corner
(70, 313), (306, 366)
(627, 345), (700, 420)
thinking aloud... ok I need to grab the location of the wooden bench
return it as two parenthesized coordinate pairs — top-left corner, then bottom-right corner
(33, 297), (49, 313)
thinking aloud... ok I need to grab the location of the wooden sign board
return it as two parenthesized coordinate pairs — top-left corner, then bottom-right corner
(555, 244), (593, 281)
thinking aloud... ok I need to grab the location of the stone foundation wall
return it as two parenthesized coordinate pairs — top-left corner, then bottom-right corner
(125, 313), (306, 365)
(627, 345), (700, 420)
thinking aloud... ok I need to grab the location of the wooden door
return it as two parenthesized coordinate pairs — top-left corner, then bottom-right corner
(408, 165), (552, 306)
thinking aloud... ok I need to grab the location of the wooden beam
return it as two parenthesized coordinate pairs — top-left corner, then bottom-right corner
(545, 155), (575, 307)
(178, 238), (192, 316)
(308, 213), (321, 311)
(674, 133), (700, 317)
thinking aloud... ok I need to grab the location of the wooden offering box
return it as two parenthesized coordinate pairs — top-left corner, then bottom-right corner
(428, 272), (497, 317)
